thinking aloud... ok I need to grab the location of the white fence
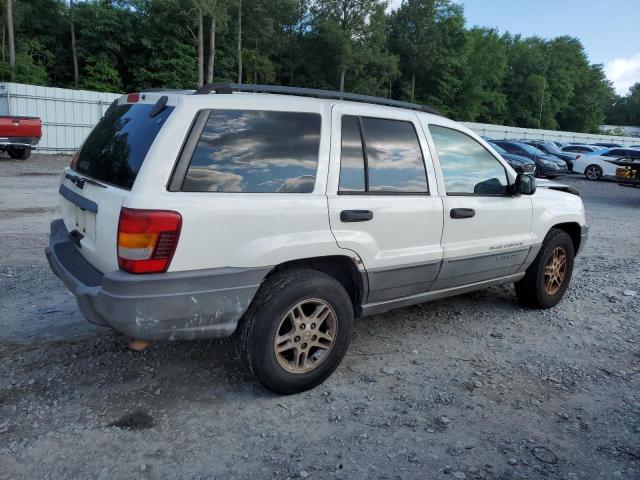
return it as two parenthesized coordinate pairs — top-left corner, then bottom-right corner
(0, 83), (120, 153)
(461, 122), (639, 146)
(0, 82), (638, 153)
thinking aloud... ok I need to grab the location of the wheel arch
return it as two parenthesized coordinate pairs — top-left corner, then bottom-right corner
(265, 255), (366, 317)
(549, 222), (582, 255)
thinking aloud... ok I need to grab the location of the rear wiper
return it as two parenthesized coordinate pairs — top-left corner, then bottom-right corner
(65, 172), (107, 189)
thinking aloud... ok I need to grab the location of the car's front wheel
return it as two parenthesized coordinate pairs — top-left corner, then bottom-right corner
(515, 228), (575, 309)
(237, 269), (354, 394)
(584, 164), (603, 180)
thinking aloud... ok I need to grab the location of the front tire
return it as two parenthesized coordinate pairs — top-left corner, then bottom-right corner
(515, 229), (575, 309)
(584, 164), (603, 180)
(237, 269), (354, 394)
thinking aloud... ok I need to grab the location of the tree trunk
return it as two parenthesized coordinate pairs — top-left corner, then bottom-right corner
(339, 67), (345, 92)
(237, 0), (242, 83)
(197, 8), (204, 87)
(253, 39), (258, 84)
(6, 0), (15, 80)
(410, 72), (415, 102)
(70, 0), (79, 86)
(206, 16), (216, 83)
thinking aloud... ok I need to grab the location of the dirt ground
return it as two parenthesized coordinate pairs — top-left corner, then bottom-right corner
(1, 153), (639, 480)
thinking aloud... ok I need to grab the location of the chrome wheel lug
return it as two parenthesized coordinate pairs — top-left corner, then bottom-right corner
(294, 336), (301, 342)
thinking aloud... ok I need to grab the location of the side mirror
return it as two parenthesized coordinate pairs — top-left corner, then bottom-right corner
(512, 173), (536, 195)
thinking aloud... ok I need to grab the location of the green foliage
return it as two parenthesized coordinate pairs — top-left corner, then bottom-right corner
(606, 83), (640, 126)
(80, 54), (122, 91)
(0, 0), (629, 133)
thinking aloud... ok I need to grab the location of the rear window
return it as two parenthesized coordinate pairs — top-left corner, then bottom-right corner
(182, 110), (321, 193)
(74, 103), (174, 189)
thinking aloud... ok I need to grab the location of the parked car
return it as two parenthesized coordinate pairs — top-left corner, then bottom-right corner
(491, 140), (568, 177)
(488, 141), (536, 175)
(561, 144), (606, 155)
(524, 141), (577, 171)
(592, 143), (622, 148)
(46, 84), (588, 394)
(0, 115), (42, 159)
(573, 147), (640, 180)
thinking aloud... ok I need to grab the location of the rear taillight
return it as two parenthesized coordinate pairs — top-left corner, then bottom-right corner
(127, 92), (140, 103)
(117, 208), (182, 274)
(70, 149), (79, 170)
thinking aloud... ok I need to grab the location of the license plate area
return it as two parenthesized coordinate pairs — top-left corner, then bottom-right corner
(73, 206), (96, 243)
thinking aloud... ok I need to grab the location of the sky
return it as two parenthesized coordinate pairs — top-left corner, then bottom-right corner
(387, 0), (640, 96)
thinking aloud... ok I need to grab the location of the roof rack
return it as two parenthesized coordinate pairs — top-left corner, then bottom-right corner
(193, 82), (442, 116)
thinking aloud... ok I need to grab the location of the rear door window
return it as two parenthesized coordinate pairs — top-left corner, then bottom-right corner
(338, 115), (428, 194)
(74, 103), (174, 190)
(183, 110), (321, 193)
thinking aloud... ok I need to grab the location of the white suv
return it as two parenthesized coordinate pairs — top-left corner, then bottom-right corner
(46, 84), (588, 394)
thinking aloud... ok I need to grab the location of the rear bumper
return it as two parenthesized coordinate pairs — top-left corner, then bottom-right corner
(0, 137), (40, 148)
(46, 219), (269, 341)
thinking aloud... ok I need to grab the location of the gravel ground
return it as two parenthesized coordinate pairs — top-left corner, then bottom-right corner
(1, 153), (639, 480)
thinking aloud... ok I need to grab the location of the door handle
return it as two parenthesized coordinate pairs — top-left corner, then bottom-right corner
(340, 210), (373, 222)
(450, 208), (475, 219)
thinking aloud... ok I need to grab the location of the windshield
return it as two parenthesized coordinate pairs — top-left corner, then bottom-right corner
(73, 103), (174, 189)
(489, 142), (507, 155)
(518, 143), (545, 155)
(540, 143), (562, 154)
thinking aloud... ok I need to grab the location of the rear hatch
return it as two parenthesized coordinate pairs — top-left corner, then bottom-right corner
(59, 96), (174, 273)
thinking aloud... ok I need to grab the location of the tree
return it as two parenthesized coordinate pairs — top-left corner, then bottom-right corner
(5, 0), (15, 79)
(237, 0), (242, 82)
(70, 0), (78, 85)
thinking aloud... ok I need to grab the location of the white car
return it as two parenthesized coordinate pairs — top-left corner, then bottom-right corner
(572, 147), (640, 180)
(46, 84), (588, 394)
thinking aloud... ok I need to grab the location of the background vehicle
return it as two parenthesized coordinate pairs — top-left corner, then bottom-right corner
(561, 144), (606, 155)
(492, 140), (567, 177)
(592, 142), (622, 148)
(488, 141), (536, 174)
(0, 115), (42, 159)
(46, 84), (587, 394)
(525, 140), (577, 171)
(573, 147), (640, 180)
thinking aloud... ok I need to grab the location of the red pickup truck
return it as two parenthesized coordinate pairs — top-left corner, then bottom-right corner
(0, 116), (42, 159)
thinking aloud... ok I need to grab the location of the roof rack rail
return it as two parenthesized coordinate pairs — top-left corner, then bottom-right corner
(193, 82), (442, 116)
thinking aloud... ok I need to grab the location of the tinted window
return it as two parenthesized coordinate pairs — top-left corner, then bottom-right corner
(339, 116), (365, 192)
(74, 103), (174, 189)
(183, 110), (321, 193)
(430, 125), (508, 195)
(361, 117), (428, 193)
(338, 116), (428, 194)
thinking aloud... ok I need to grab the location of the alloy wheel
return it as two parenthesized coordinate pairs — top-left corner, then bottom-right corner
(544, 247), (567, 295)
(274, 298), (337, 374)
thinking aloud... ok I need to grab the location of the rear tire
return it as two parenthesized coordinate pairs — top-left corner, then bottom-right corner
(237, 269), (354, 395)
(584, 164), (602, 180)
(515, 229), (574, 309)
(8, 148), (31, 160)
